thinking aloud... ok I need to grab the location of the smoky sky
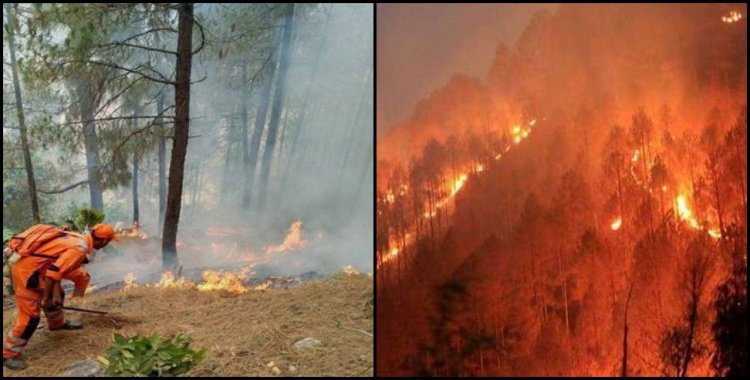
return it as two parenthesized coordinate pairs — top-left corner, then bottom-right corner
(376, 3), (558, 136)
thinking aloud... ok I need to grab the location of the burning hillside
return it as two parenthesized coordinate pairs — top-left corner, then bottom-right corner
(377, 3), (746, 377)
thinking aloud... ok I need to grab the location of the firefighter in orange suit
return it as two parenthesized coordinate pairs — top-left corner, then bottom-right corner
(3, 223), (118, 370)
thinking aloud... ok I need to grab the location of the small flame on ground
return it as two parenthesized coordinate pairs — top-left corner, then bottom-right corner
(253, 281), (272, 291)
(266, 220), (308, 254)
(124, 273), (137, 290)
(197, 270), (248, 294)
(153, 271), (192, 289)
(120, 221), (148, 240)
(343, 265), (359, 275)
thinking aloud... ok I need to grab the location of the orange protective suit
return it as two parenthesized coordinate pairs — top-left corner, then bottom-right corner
(3, 231), (92, 359)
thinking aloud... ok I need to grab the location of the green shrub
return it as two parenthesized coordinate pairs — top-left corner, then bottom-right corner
(74, 208), (106, 231)
(3, 228), (13, 244)
(98, 333), (206, 377)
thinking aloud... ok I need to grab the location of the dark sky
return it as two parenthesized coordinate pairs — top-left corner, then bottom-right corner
(376, 3), (558, 135)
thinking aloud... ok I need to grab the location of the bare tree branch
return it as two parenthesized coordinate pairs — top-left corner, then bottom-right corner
(53, 110), (176, 127)
(192, 18), (206, 55)
(76, 59), (176, 85)
(37, 180), (89, 194)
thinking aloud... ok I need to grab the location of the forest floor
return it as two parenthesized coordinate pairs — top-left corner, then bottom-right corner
(2, 272), (373, 377)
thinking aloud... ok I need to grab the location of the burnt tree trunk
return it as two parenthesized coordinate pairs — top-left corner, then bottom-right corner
(162, 3), (193, 269)
(622, 281), (634, 377)
(6, 3), (40, 223)
(257, 3), (295, 213)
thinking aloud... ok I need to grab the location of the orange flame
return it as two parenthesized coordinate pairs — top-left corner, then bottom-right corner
(266, 220), (308, 254)
(153, 271), (192, 289)
(120, 221), (148, 240)
(675, 195), (701, 230)
(196, 270), (248, 294)
(675, 194), (721, 239)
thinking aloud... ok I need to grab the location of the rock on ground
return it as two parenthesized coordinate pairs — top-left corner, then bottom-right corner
(293, 337), (321, 349)
(59, 359), (105, 377)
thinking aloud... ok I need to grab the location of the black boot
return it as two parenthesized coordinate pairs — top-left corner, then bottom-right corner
(4, 357), (27, 370)
(49, 320), (84, 330)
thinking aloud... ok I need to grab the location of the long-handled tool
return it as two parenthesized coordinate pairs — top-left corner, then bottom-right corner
(61, 306), (108, 315)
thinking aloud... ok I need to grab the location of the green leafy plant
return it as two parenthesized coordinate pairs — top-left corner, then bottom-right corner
(74, 208), (105, 231)
(3, 228), (14, 244)
(98, 333), (206, 377)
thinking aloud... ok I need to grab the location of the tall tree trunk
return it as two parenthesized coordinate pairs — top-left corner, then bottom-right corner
(240, 62), (252, 210)
(162, 3), (193, 269)
(245, 65), (275, 210)
(221, 118), (235, 201)
(157, 94), (167, 234)
(336, 65), (373, 188)
(257, 3), (295, 213)
(77, 75), (104, 211)
(280, 4), (332, 196)
(153, 28), (168, 234)
(133, 155), (139, 224)
(6, 3), (40, 223)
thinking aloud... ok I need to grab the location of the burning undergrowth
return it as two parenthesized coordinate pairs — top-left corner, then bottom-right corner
(78, 219), (358, 297)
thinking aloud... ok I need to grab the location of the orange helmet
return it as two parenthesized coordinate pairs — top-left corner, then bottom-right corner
(91, 223), (120, 241)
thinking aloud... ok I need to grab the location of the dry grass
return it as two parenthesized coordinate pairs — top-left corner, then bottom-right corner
(2, 273), (373, 377)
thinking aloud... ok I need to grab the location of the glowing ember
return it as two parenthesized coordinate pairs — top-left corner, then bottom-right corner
(494, 153), (502, 160)
(707, 228), (722, 239)
(266, 220), (309, 254)
(610, 217), (622, 231)
(386, 191), (396, 204)
(511, 123), (533, 144)
(197, 270), (248, 294)
(722, 10), (743, 23)
(661, 185), (668, 192)
(631, 149), (640, 163)
(390, 247), (399, 257)
(474, 164), (485, 173)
